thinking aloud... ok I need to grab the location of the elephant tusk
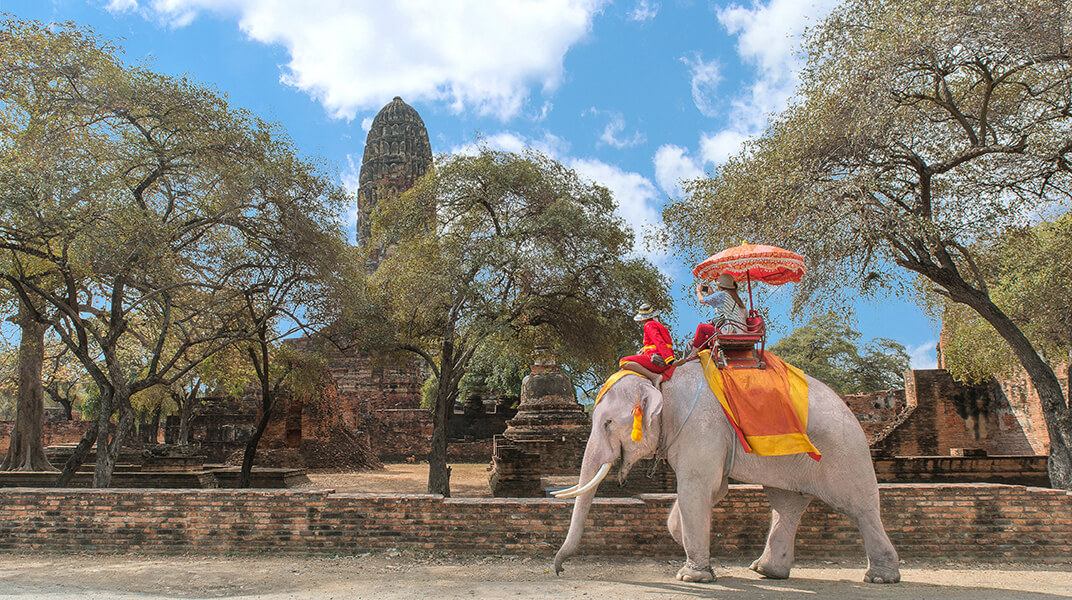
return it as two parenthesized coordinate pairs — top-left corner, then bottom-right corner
(552, 463), (611, 499)
(551, 483), (581, 497)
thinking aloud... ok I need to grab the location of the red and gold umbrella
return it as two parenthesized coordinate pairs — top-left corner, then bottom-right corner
(693, 243), (806, 313)
(693, 243), (806, 285)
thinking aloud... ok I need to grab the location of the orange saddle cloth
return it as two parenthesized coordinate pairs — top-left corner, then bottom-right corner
(698, 349), (821, 461)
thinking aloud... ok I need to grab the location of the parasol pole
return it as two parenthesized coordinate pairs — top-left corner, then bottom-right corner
(746, 272), (754, 313)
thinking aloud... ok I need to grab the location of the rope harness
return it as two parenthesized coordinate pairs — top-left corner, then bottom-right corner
(648, 372), (704, 478)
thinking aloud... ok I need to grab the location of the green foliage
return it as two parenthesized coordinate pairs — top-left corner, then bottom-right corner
(933, 213), (1072, 383)
(770, 312), (910, 394)
(270, 343), (326, 402)
(665, 0), (1072, 316)
(0, 16), (347, 393)
(130, 384), (172, 422)
(0, 18), (351, 484)
(356, 147), (670, 389)
(346, 146), (668, 493)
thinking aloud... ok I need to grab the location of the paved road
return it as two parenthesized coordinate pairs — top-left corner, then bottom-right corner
(2, 554), (1070, 599)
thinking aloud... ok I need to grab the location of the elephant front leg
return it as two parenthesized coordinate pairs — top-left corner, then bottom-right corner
(667, 499), (683, 546)
(673, 477), (725, 583)
(751, 487), (812, 579)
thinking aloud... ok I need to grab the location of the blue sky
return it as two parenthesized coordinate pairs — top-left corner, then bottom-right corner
(5, 0), (940, 368)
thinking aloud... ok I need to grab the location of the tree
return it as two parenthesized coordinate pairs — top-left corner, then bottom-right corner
(0, 293), (54, 471)
(934, 213), (1072, 383)
(770, 312), (910, 395)
(0, 18), (346, 486)
(665, 0), (1072, 487)
(352, 148), (669, 496)
(40, 342), (91, 421)
(231, 204), (353, 488)
(130, 384), (171, 445)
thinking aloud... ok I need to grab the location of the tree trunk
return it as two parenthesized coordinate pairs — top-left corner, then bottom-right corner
(56, 419), (98, 486)
(147, 406), (162, 445)
(54, 393), (73, 421)
(94, 399), (134, 488)
(956, 285), (1072, 489)
(178, 392), (194, 445)
(427, 333), (455, 497)
(239, 395), (274, 489)
(1, 296), (55, 472)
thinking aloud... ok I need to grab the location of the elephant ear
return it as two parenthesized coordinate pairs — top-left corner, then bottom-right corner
(639, 383), (663, 434)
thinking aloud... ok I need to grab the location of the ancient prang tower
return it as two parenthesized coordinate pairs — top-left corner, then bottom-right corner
(356, 96), (433, 267)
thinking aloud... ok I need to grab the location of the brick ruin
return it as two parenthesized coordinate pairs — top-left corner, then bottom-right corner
(489, 347), (590, 496)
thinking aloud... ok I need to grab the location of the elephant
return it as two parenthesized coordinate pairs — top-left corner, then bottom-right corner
(553, 358), (901, 584)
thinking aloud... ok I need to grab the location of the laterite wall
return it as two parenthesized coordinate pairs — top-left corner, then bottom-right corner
(1, 484), (1069, 561)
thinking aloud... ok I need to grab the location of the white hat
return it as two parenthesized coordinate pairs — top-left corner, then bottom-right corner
(633, 303), (660, 321)
(716, 273), (738, 291)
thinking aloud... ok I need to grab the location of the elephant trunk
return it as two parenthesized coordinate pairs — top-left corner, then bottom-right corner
(554, 451), (611, 574)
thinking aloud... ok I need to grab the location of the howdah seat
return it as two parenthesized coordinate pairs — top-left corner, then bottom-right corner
(712, 309), (766, 369)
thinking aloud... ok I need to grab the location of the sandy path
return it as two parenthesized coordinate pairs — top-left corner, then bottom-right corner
(2, 554), (1070, 599)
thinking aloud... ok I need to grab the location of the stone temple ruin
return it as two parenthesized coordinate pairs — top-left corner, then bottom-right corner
(355, 96), (434, 268)
(0, 97), (1065, 492)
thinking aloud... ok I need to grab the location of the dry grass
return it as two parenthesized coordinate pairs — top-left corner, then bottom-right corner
(302, 463), (495, 497)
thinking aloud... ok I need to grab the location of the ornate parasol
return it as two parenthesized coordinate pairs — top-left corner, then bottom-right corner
(693, 243), (806, 311)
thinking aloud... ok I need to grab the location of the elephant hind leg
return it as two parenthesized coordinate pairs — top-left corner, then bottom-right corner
(820, 484), (901, 584)
(751, 487), (812, 580)
(857, 511), (900, 584)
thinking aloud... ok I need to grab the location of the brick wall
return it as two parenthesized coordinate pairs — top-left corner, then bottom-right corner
(0, 420), (94, 463)
(0, 484), (1068, 561)
(842, 389), (905, 440)
(991, 363), (1068, 455)
(874, 370), (1041, 457)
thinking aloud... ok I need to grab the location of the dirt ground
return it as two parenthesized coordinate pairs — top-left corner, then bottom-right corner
(303, 462), (571, 495)
(5, 465), (1070, 598)
(304, 463), (499, 496)
(2, 554), (1070, 600)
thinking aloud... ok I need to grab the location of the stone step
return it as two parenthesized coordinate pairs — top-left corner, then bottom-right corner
(206, 467), (311, 488)
(0, 470), (219, 488)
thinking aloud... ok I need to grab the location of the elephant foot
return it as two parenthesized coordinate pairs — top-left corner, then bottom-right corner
(864, 565), (901, 584)
(749, 557), (790, 579)
(675, 561), (715, 583)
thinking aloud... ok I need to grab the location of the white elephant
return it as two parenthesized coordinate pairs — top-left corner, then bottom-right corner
(553, 359), (901, 584)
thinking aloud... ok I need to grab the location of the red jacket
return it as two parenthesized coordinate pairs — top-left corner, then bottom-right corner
(640, 319), (675, 361)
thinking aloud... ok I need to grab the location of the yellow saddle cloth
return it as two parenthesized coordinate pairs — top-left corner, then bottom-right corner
(594, 370), (645, 406)
(698, 349), (821, 460)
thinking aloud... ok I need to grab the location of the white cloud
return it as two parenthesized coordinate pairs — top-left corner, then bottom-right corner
(716, 0), (839, 128)
(670, 1), (837, 176)
(570, 158), (660, 232)
(653, 144), (703, 198)
(628, 0), (659, 21)
(138, 0), (606, 120)
(536, 101), (554, 122)
(907, 340), (939, 370)
(699, 129), (750, 166)
(452, 131), (570, 158)
(104, 0), (139, 12)
(340, 154), (362, 240)
(598, 113), (645, 149)
(679, 52), (722, 118)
